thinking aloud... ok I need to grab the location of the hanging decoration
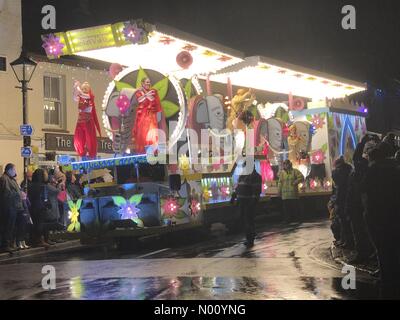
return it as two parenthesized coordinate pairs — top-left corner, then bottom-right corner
(116, 94), (131, 114)
(112, 194), (144, 227)
(42, 34), (65, 58)
(67, 200), (82, 232)
(176, 51), (193, 69)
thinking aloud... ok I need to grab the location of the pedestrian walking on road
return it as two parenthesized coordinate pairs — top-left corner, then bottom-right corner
(231, 166), (262, 247)
(278, 160), (304, 223)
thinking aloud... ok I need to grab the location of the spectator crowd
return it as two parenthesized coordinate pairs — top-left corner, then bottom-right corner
(330, 132), (400, 299)
(0, 166), (84, 252)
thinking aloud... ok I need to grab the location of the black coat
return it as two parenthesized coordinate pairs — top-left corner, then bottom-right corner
(363, 158), (400, 234)
(332, 163), (353, 213)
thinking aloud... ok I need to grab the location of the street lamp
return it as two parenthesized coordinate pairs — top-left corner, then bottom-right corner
(10, 51), (37, 190)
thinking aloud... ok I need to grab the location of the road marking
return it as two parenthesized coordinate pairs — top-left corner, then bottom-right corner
(136, 248), (170, 258)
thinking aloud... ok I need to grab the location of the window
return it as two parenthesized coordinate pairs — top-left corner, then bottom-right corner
(0, 56), (6, 72)
(43, 74), (65, 128)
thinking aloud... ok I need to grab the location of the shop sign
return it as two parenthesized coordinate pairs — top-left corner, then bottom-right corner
(45, 133), (114, 154)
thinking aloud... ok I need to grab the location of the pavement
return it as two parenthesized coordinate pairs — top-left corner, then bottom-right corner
(0, 240), (84, 263)
(330, 243), (379, 277)
(0, 219), (380, 300)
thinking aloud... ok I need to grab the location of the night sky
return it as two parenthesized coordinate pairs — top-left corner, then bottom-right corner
(21, 0), (400, 133)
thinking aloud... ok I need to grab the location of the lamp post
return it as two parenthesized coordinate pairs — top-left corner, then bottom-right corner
(10, 51), (37, 190)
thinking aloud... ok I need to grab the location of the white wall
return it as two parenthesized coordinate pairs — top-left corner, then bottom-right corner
(0, 0), (23, 178)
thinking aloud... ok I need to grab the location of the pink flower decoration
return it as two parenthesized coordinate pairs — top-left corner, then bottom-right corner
(311, 149), (326, 164)
(162, 198), (179, 217)
(190, 199), (201, 216)
(42, 34), (64, 58)
(311, 114), (326, 130)
(116, 94), (130, 114)
(310, 179), (318, 190)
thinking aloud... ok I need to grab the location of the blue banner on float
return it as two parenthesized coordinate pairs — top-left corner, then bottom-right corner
(71, 154), (148, 171)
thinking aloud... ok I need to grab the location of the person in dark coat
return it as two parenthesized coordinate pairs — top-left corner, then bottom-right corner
(345, 153), (375, 263)
(381, 133), (398, 158)
(231, 165), (262, 247)
(0, 164), (23, 252)
(28, 169), (52, 248)
(363, 143), (400, 299)
(332, 157), (353, 249)
(65, 171), (83, 201)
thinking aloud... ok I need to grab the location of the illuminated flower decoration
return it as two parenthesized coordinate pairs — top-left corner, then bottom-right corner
(323, 179), (332, 190)
(190, 199), (201, 216)
(113, 194), (144, 227)
(116, 94), (131, 114)
(122, 22), (144, 44)
(311, 114), (326, 129)
(42, 34), (65, 58)
(67, 200), (82, 232)
(176, 51), (193, 69)
(311, 149), (326, 164)
(220, 185), (231, 199)
(162, 197), (180, 217)
(309, 179), (318, 190)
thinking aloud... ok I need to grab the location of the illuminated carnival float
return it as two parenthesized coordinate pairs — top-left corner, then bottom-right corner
(41, 20), (366, 240)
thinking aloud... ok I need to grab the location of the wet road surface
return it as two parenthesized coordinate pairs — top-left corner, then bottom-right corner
(0, 220), (379, 300)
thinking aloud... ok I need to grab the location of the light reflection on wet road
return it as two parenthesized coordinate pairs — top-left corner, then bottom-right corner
(0, 220), (379, 300)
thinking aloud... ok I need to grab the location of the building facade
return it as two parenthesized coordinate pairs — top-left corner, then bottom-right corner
(0, 0), (111, 180)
